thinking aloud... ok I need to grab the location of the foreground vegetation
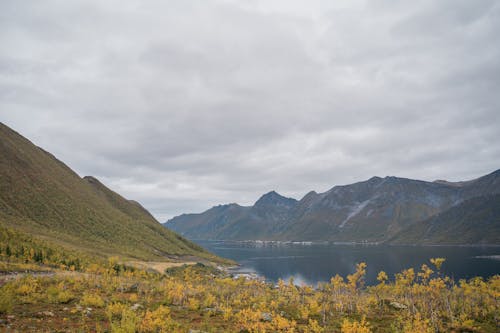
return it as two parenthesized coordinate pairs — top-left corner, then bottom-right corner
(1, 244), (498, 333)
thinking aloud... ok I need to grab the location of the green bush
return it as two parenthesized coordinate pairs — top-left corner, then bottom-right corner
(0, 287), (14, 314)
(80, 292), (105, 308)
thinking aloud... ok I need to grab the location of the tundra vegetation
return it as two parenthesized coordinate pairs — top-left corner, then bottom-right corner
(1, 228), (498, 332)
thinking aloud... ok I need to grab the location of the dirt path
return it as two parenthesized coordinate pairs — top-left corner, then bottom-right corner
(125, 260), (197, 273)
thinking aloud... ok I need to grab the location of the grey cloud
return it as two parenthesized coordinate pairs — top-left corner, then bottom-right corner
(1, 0), (499, 220)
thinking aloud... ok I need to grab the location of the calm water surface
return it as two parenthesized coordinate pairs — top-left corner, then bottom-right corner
(195, 240), (500, 286)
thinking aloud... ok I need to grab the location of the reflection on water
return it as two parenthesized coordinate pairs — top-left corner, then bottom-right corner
(196, 240), (500, 286)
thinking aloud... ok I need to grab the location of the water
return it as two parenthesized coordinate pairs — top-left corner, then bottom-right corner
(195, 240), (500, 286)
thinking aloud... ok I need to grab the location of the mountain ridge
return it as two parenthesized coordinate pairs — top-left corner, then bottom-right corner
(165, 169), (500, 243)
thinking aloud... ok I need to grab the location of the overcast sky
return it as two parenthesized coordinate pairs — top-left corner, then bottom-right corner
(1, 0), (499, 221)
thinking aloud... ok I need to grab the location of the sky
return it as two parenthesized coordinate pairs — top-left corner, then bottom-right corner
(1, 0), (500, 221)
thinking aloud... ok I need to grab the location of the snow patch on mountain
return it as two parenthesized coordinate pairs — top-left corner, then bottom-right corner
(339, 199), (371, 228)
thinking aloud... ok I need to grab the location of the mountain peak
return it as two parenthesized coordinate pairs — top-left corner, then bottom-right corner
(302, 190), (318, 199)
(254, 191), (297, 208)
(381, 175), (414, 184)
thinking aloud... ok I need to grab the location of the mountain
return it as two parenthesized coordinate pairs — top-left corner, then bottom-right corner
(389, 194), (500, 245)
(165, 191), (298, 240)
(0, 122), (222, 262)
(165, 170), (500, 243)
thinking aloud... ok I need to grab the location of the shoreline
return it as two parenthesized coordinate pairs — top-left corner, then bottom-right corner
(193, 239), (500, 247)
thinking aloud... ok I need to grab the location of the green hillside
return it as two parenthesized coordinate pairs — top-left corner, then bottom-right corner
(0, 122), (223, 262)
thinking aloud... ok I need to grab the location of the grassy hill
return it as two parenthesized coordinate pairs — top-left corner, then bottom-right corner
(0, 122), (224, 263)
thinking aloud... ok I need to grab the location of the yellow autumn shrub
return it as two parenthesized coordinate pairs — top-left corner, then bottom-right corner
(341, 316), (371, 333)
(80, 292), (105, 307)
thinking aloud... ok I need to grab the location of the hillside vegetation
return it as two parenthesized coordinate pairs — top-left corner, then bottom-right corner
(0, 122), (224, 263)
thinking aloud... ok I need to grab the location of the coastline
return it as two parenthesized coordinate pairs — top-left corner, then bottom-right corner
(193, 239), (500, 247)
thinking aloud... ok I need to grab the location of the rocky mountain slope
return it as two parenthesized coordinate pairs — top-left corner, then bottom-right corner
(165, 170), (500, 243)
(390, 193), (500, 245)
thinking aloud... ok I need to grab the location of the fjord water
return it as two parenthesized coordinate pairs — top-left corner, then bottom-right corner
(196, 240), (500, 286)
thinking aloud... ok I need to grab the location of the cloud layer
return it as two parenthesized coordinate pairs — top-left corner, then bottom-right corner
(1, 0), (499, 220)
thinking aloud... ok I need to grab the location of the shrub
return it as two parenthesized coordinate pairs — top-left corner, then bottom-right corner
(0, 288), (13, 314)
(47, 285), (75, 304)
(16, 283), (35, 296)
(110, 308), (139, 333)
(341, 316), (371, 333)
(106, 302), (128, 320)
(139, 305), (178, 332)
(57, 290), (75, 304)
(80, 292), (105, 308)
(402, 313), (433, 333)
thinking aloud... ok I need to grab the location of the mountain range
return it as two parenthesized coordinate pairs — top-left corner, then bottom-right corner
(165, 170), (500, 244)
(0, 122), (223, 262)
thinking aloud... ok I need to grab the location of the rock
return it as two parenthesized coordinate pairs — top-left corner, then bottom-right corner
(127, 283), (139, 292)
(40, 311), (54, 317)
(261, 312), (272, 322)
(202, 307), (223, 314)
(130, 303), (142, 311)
(389, 301), (408, 310)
